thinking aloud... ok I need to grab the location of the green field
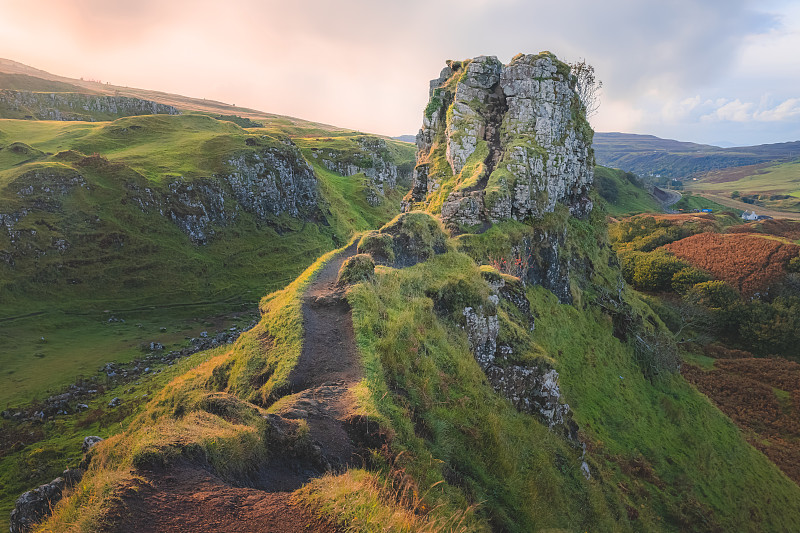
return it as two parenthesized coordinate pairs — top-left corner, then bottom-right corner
(688, 159), (800, 212)
(671, 191), (742, 215)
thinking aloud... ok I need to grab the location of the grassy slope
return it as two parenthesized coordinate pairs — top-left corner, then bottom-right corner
(37, 242), (355, 532)
(672, 191), (741, 215)
(40, 209), (800, 531)
(687, 159), (800, 212)
(595, 166), (663, 217)
(30, 211), (800, 532)
(334, 209), (800, 531)
(0, 115), (412, 407)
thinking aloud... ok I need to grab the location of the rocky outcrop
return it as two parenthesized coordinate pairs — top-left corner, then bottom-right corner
(309, 137), (410, 206)
(9, 466), (87, 533)
(404, 53), (594, 224)
(124, 142), (318, 244)
(357, 212), (449, 268)
(457, 270), (580, 447)
(10, 477), (67, 533)
(0, 90), (179, 121)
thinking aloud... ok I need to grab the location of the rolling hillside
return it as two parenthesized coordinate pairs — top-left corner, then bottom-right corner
(595, 132), (800, 179)
(685, 159), (800, 213)
(0, 63), (415, 409)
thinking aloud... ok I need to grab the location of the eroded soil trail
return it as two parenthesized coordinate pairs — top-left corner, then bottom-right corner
(281, 240), (363, 468)
(112, 244), (363, 532)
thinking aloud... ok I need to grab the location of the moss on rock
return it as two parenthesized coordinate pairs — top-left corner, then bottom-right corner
(337, 254), (375, 286)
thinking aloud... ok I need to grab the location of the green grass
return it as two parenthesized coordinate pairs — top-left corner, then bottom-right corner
(594, 165), (663, 217)
(341, 247), (800, 531)
(688, 159), (800, 212)
(0, 341), (234, 531)
(0, 115), (413, 407)
(32, 241), (354, 532)
(23, 208), (800, 532)
(672, 191), (741, 215)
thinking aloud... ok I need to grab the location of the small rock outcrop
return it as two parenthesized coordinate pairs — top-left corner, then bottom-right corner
(0, 90), (179, 121)
(357, 212), (449, 268)
(82, 435), (104, 453)
(131, 143), (319, 245)
(10, 478), (66, 533)
(458, 270), (579, 443)
(309, 136), (411, 206)
(403, 53), (594, 224)
(9, 435), (101, 532)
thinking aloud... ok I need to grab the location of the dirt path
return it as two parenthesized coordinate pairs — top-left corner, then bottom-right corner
(109, 464), (338, 533)
(111, 244), (362, 532)
(281, 240), (362, 468)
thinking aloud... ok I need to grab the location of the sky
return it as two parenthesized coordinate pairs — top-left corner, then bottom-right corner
(0, 0), (798, 147)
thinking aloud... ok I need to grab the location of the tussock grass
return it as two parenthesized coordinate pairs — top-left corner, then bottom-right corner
(297, 469), (480, 532)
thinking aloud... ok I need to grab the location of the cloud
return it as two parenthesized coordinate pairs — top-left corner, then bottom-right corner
(698, 97), (800, 123)
(754, 98), (800, 121)
(0, 0), (796, 144)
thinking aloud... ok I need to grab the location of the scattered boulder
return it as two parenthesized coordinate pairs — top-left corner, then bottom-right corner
(10, 442), (96, 531)
(82, 435), (104, 453)
(9, 478), (65, 533)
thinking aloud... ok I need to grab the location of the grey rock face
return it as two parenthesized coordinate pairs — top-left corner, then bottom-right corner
(127, 143), (319, 244)
(10, 441), (97, 532)
(0, 90), (179, 121)
(460, 273), (577, 441)
(9, 478), (65, 533)
(405, 53), (593, 223)
(309, 137), (409, 206)
(225, 148), (317, 218)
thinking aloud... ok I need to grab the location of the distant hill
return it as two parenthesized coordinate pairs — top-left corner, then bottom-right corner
(594, 132), (800, 179)
(391, 134), (416, 143)
(685, 158), (800, 214)
(0, 58), (356, 135)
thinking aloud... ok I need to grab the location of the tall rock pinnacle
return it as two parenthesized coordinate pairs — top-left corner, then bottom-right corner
(403, 52), (594, 228)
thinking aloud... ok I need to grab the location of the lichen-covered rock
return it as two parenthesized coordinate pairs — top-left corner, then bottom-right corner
(0, 90), (179, 121)
(361, 212), (449, 268)
(225, 146), (318, 219)
(9, 478), (65, 533)
(458, 270), (578, 442)
(126, 143), (318, 244)
(404, 52), (593, 224)
(337, 254), (375, 286)
(309, 136), (410, 205)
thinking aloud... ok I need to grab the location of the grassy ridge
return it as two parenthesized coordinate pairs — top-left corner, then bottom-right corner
(0, 114), (413, 406)
(28, 207), (800, 532)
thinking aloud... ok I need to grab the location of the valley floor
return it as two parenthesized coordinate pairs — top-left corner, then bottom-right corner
(687, 190), (800, 219)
